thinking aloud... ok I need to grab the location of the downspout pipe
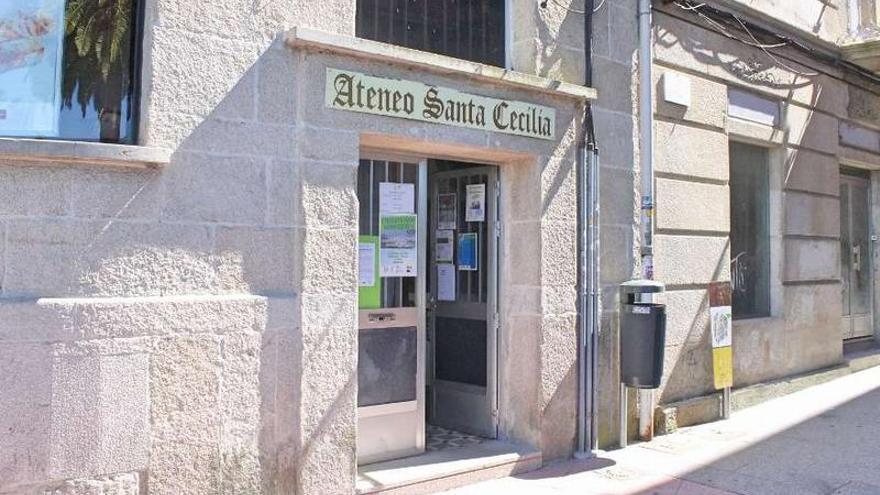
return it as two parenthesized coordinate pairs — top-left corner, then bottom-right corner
(847, 0), (860, 37)
(576, 0), (600, 458)
(637, 0), (656, 441)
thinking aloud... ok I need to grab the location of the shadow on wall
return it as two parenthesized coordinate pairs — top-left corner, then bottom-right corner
(653, 5), (845, 406)
(0, 41), (301, 300)
(0, 36), (315, 494)
(659, 239), (730, 405)
(534, 0), (586, 85)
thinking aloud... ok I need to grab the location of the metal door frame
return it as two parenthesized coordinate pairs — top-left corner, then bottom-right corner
(357, 153), (428, 465)
(841, 169), (875, 340)
(427, 164), (500, 438)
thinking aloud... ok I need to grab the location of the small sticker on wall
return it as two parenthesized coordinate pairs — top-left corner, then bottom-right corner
(710, 306), (733, 348)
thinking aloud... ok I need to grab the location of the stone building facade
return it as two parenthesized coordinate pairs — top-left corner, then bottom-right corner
(0, 0), (879, 494)
(649, 0), (880, 430)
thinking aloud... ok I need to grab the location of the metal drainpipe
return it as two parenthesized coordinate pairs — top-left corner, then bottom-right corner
(576, 0), (598, 458)
(847, 0), (861, 37)
(637, 0), (656, 442)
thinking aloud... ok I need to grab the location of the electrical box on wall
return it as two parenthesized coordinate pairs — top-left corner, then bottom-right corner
(662, 71), (692, 107)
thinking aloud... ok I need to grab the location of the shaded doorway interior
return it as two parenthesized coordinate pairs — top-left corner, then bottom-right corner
(426, 160), (500, 444)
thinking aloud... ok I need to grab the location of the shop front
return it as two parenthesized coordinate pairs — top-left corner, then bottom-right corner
(283, 28), (596, 492)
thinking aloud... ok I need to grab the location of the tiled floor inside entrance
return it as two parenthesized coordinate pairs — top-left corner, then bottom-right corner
(426, 425), (485, 452)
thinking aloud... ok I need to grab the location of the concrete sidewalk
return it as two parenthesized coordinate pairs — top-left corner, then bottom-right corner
(440, 365), (880, 495)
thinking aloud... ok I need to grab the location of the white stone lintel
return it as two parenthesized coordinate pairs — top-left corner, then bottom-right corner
(285, 26), (598, 102)
(0, 137), (172, 169)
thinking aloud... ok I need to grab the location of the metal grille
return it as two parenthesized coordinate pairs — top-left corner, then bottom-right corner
(435, 173), (490, 303)
(355, 0), (506, 67)
(358, 159), (420, 308)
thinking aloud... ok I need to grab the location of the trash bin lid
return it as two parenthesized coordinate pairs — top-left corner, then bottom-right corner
(620, 279), (665, 294)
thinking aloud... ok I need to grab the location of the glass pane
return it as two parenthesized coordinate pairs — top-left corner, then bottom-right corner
(0, 0), (139, 142)
(435, 317), (486, 386)
(729, 142), (771, 319)
(841, 183), (852, 317)
(356, 159), (420, 309)
(358, 326), (418, 406)
(859, 0), (880, 31)
(850, 179), (871, 316)
(355, 0), (505, 67)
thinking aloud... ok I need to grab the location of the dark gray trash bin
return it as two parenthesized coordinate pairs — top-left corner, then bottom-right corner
(620, 280), (666, 389)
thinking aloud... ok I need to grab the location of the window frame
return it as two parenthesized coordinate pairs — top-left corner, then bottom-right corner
(354, 0), (513, 70)
(728, 139), (782, 321)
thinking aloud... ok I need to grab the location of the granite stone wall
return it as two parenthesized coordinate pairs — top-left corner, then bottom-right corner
(0, 0), (617, 494)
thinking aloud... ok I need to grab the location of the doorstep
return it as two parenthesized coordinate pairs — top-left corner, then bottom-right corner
(655, 341), (880, 435)
(356, 440), (542, 495)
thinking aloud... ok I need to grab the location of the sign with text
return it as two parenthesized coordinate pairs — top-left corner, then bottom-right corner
(326, 68), (555, 140)
(709, 281), (733, 390)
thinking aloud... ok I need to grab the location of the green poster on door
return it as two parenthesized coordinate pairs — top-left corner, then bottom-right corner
(358, 235), (381, 309)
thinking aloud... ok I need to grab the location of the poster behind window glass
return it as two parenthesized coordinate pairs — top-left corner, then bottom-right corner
(0, 0), (64, 137)
(380, 214), (418, 277)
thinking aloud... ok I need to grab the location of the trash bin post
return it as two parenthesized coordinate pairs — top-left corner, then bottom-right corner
(618, 280), (667, 447)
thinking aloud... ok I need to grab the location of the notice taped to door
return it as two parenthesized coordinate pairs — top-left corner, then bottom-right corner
(380, 214), (418, 277)
(379, 182), (415, 214)
(458, 233), (478, 271)
(358, 235), (381, 309)
(465, 184), (486, 222)
(438, 193), (457, 230)
(435, 229), (454, 262)
(437, 263), (456, 301)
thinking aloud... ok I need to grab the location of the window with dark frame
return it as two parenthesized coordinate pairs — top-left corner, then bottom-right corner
(356, 0), (506, 68)
(729, 142), (771, 320)
(0, 0), (141, 144)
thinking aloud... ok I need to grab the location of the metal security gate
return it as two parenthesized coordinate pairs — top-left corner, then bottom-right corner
(356, 156), (427, 465)
(427, 164), (499, 438)
(840, 169), (874, 340)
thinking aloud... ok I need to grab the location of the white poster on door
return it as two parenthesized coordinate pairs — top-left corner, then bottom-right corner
(435, 229), (454, 262)
(380, 214), (418, 277)
(358, 241), (376, 287)
(379, 182), (415, 214)
(438, 193), (457, 230)
(465, 184), (486, 222)
(437, 263), (456, 301)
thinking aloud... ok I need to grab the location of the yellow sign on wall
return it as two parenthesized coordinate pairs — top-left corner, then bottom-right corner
(713, 346), (733, 390)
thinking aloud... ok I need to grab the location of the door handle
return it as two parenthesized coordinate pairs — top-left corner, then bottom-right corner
(368, 312), (396, 323)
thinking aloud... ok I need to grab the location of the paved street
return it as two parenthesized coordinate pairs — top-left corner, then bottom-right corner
(442, 366), (880, 495)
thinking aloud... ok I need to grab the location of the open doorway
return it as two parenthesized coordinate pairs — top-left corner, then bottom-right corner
(426, 160), (500, 450)
(355, 156), (500, 466)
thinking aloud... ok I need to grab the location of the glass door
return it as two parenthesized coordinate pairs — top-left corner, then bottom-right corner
(356, 157), (427, 465)
(427, 164), (499, 438)
(840, 170), (873, 340)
